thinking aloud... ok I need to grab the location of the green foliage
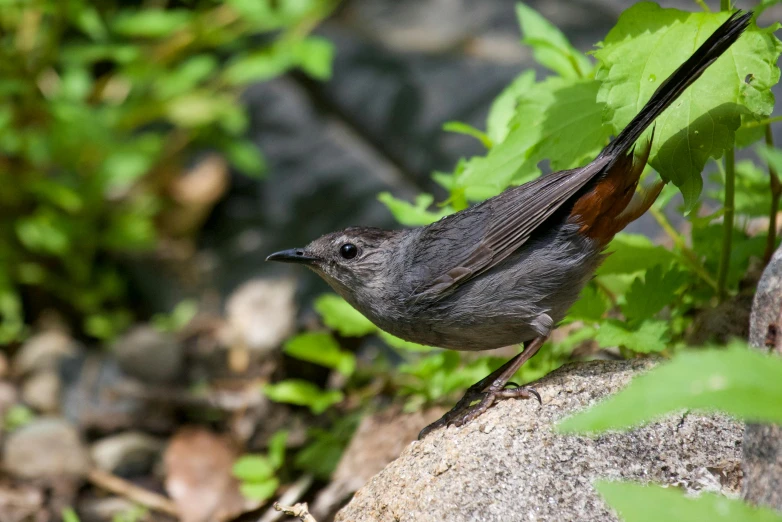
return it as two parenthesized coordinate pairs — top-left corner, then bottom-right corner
(3, 404), (35, 431)
(558, 343), (782, 433)
(263, 380), (343, 414)
(62, 508), (80, 522)
(151, 299), (198, 333)
(284, 332), (356, 376)
(621, 266), (687, 323)
(0, 0), (336, 340)
(594, 319), (669, 354)
(595, 481), (782, 522)
(314, 294), (376, 337)
(294, 414), (360, 480)
(594, 3), (782, 209)
(377, 193), (453, 227)
(233, 430), (288, 502)
(515, 2), (593, 79)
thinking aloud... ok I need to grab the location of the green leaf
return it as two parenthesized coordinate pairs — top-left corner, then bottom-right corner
(485, 70), (536, 145)
(378, 331), (435, 352)
(284, 332), (356, 376)
(263, 379), (343, 414)
(457, 78), (611, 200)
(102, 151), (155, 192)
(377, 192), (453, 226)
(62, 508), (81, 522)
(442, 121), (493, 149)
(294, 415), (359, 480)
(594, 4), (782, 210)
(621, 265), (687, 322)
(222, 47), (293, 86)
(758, 145), (782, 180)
(597, 233), (678, 276)
(595, 481), (782, 522)
(72, 5), (108, 41)
(155, 55), (218, 99)
(566, 284), (610, 322)
(112, 9), (192, 38)
(4, 404), (35, 431)
(267, 430), (288, 470)
(16, 213), (70, 256)
(233, 455), (275, 481)
(558, 344), (782, 433)
(594, 319), (668, 354)
(314, 294), (376, 337)
(516, 3), (592, 79)
(292, 37), (334, 80)
(224, 140), (266, 178)
(239, 478), (279, 502)
(165, 93), (233, 127)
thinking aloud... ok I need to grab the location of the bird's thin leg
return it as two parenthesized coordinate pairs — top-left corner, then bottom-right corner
(418, 336), (548, 439)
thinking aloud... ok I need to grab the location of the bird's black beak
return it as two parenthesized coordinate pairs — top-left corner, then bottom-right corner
(266, 248), (319, 264)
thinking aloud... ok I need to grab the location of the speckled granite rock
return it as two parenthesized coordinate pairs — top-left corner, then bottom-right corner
(336, 359), (743, 522)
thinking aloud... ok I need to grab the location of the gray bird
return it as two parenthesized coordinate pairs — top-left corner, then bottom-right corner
(267, 12), (752, 437)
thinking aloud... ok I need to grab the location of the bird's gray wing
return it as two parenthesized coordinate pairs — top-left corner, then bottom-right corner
(409, 157), (610, 301)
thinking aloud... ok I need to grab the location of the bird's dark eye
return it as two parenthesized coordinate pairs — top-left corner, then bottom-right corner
(339, 243), (358, 259)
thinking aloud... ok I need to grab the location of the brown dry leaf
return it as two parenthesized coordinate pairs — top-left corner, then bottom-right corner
(164, 427), (256, 522)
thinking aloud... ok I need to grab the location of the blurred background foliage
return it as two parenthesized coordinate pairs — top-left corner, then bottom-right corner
(0, 0), (336, 342)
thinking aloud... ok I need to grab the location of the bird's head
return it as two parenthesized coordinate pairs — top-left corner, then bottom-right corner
(266, 227), (402, 306)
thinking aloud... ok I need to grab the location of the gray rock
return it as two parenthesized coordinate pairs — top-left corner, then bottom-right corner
(90, 431), (164, 476)
(21, 371), (61, 413)
(3, 418), (91, 479)
(222, 278), (297, 354)
(13, 331), (78, 376)
(113, 325), (183, 384)
(0, 380), (18, 417)
(336, 359), (743, 522)
(743, 244), (782, 510)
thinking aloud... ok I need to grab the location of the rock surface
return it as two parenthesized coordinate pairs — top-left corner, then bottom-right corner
(743, 244), (782, 510)
(90, 431), (164, 475)
(113, 325), (183, 384)
(3, 418), (91, 479)
(336, 359), (743, 522)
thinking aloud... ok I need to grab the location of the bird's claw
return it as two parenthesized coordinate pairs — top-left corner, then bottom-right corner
(418, 385), (542, 439)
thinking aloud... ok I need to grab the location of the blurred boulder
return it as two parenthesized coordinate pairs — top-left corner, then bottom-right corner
(221, 278), (297, 354)
(113, 325), (183, 384)
(13, 331), (79, 376)
(21, 370), (61, 413)
(3, 418), (91, 480)
(0, 381), (19, 420)
(90, 431), (164, 476)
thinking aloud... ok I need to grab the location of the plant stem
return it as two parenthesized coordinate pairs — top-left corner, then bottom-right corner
(744, 115), (782, 129)
(720, 0), (731, 10)
(649, 206), (719, 291)
(764, 125), (781, 264)
(693, 0), (711, 11)
(717, 148), (735, 301)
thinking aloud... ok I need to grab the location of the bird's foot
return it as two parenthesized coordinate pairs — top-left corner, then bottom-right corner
(418, 383), (541, 439)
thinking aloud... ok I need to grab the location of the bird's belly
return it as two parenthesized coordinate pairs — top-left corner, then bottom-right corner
(381, 223), (604, 351)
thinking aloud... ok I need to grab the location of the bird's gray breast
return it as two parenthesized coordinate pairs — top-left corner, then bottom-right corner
(382, 221), (604, 351)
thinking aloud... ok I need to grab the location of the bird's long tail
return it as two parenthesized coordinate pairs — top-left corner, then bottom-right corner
(598, 10), (752, 161)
